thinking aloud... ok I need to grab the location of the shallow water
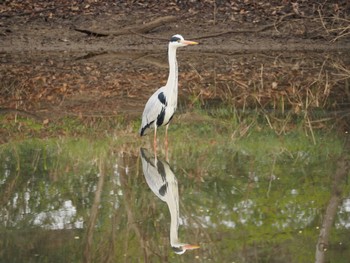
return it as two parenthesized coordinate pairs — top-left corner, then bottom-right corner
(1, 132), (349, 262)
(1, 49), (350, 262)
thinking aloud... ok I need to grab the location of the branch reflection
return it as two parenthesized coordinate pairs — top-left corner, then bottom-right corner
(315, 156), (349, 263)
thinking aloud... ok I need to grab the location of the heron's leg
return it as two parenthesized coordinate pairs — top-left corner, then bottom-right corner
(165, 124), (169, 146)
(153, 125), (157, 156)
(165, 146), (169, 162)
(165, 124), (169, 161)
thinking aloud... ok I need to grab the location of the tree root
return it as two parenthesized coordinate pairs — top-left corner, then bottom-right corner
(74, 16), (177, 37)
(74, 13), (296, 42)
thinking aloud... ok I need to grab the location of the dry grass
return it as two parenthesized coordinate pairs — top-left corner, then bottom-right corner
(184, 52), (350, 137)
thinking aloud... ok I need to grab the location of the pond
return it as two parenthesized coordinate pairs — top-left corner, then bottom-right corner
(0, 48), (349, 263)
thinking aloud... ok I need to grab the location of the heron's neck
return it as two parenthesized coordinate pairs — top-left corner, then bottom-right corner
(168, 183), (180, 246)
(165, 46), (178, 91)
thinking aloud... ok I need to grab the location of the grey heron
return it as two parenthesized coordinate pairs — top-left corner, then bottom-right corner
(140, 148), (200, 254)
(139, 34), (198, 152)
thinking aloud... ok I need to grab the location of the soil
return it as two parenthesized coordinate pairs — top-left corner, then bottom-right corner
(0, 0), (349, 121)
(1, 1), (349, 53)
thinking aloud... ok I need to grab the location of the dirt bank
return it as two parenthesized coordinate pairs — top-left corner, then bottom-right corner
(0, 1), (349, 122)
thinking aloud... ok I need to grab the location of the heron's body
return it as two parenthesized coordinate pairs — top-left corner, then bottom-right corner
(139, 35), (198, 150)
(139, 44), (178, 136)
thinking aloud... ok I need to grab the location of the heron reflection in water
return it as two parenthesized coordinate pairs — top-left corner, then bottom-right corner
(140, 148), (199, 254)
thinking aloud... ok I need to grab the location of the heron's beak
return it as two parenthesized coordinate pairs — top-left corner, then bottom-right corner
(183, 244), (200, 250)
(181, 40), (199, 45)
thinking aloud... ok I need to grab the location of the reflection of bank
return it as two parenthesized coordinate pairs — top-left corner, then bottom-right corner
(140, 148), (199, 254)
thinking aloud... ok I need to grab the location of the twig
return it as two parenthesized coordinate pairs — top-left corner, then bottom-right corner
(191, 13), (295, 40)
(331, 29), (350, 42)
(266, 155), (277, 198)
(306, 115), (316, 145)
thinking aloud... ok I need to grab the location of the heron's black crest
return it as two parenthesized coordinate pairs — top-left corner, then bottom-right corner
(158, 92), (167, 106)
(170, 36), (181, 42)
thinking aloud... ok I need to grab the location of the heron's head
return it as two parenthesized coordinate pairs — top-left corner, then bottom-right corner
(169, 34), (198, 48)
(172, 243), (200, 255)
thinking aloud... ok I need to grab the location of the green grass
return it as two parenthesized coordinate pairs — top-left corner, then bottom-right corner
(1, 105), (346, 162)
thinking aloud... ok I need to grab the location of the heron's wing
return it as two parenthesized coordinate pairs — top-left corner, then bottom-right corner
(139, 87), (166, 136)
(140, 148), (173, 202)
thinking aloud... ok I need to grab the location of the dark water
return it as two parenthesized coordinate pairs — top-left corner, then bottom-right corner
(0, 49), (350, 263)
